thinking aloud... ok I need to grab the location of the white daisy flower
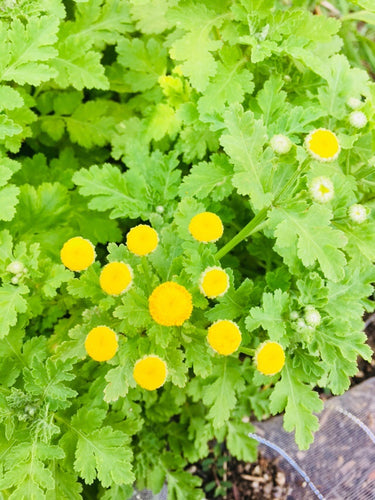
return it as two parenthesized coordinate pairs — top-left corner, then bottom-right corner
(309, 176), (334, 203)
(348, 204), (367, 224)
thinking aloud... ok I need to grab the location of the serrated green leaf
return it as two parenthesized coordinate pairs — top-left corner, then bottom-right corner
(178, 153), (234, 201)
(202, 358), (245, 429)
(206, 279), (254, 322)
(24, 358), (77, 410)
(116, 37), (167, 92)
(0, 284), (28, 338)
(168, 3), (224, 91)
(220, 104), (272, 209)
(246, 289), (289, 341)
(1, 16), (59, 85)
(269, 202), (347, 282)
(69, 408), (134, 487)
(269, 361), (323, 449)
(197, 46), (253, 115)
(226, 421), (257, 462)
(73, 164), (149, 219)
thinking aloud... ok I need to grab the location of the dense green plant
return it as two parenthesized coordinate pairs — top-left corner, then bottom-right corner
(0, 0), (374, 498)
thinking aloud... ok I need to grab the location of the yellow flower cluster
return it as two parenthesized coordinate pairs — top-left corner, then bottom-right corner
(66, 216), (287, 392)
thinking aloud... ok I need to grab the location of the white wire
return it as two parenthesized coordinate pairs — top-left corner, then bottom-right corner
(248, 432), (326, 500)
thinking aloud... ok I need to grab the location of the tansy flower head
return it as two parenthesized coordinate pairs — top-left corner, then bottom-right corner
(126, 225), (159, 256)
(207, 320), (242, 355)
(309, 176), (334, 203)
(305, 128), (340, 162)
(199, 267), (229, 299)
(100, 262), (133, 295)
(349, 111), (367, 129)
(255, 341), (285, 376)
(348, 203), (367, 224)
(149, 281), (193, 326)
(85, 326), (118, 362)
(133, 355), (167, 390)
(270, 134), (292, 155)
(60, 236), (95, 272)
(188, 212), (223, 243)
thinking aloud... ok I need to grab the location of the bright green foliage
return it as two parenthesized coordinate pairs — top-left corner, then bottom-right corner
(270, 362), (323, 450)
(246, 289), (289, 342)
(0, 0), (374, 498)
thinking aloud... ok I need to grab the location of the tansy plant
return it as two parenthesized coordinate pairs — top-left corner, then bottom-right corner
(0, 0), (375, 499)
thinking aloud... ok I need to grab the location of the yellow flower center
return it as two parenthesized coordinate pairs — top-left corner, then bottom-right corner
(306, 129), (339, 160)
(60, 236), (95, 272)
(99, 262), (133, 295)
(255, 341), (285, 376)
(319, 184), (330, 195)
(200, 267), (229, 298)
(126, 225), (159, 256)
(188, 212), (224, 243)
(84, 326), (118, 362)
(207, 320), (242, 355)
(133, 355), (167, 390)
(148, 281), (193, 326)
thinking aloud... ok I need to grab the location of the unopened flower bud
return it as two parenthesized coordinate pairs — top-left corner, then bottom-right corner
(347, 97), (362, 110)
(270, 134), (292, 155)
(305, 306), (321, 327)
(7, 261), (25, 274)
(349, 111), (367, 129)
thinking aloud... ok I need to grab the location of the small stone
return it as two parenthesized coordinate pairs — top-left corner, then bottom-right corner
(276, 471), (286, 486)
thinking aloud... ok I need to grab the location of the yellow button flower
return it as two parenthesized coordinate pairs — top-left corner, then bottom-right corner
(85, 326), (118, 362)
(207, 320), (242, 355)
(99, 262), (133, 295)
(149, 281), (193, 326)
(133, 355), (167, 390)
(199, 267), (229, 298)
(255, 341), (285, 376)
(126, 225), (159, 256)
(60, 236), (95, 272)
(305, 128), (340, 162)
(188, 212), (224, 243)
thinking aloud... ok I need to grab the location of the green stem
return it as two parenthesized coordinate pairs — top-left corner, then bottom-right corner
(239, 346), (255, 356)
(215, 206), (269, 260)
(215, 159), (308, 260)
(141, 256), (152, 293)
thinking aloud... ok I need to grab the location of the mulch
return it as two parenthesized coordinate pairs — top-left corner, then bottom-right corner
(195, 313), (375, 499)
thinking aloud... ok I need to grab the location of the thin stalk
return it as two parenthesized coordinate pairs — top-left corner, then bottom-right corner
(141, 257), (152, 294)
(215, 206), (269, 260)
(239, 346), (255, 356)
